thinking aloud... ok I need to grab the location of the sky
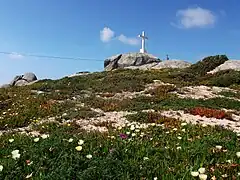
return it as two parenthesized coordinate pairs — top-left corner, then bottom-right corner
(0, 0), (240, 84)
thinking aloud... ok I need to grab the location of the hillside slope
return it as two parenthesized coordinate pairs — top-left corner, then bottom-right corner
(1, 64), (240, 179)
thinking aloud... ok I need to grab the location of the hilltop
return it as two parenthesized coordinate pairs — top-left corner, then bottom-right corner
(0, 55), (240, 179)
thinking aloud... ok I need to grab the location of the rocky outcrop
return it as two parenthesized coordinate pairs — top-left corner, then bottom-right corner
(208, 60), (240, 74)
(104, 53), (192, 71)
(1, 72), (38, 88)
(104, 53), (161, 71)
(126, 60), (191, 70)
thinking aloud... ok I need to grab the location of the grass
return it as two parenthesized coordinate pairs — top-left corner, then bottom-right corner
(0, 119), (240, 179)
(1, 67), (240, 179)
(219, 91), (240, 99)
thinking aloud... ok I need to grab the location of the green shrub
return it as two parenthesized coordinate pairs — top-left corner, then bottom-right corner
(185, 55), (229, 76)
(205, 70), (240, 87)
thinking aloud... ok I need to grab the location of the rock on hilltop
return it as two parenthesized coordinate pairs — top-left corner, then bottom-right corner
(208, 60), (240, 74)
(1, 72), (38, 88)
(104, 53), (161, 71)
(126, 59), (191, 70)
(104, 52), (191, 71)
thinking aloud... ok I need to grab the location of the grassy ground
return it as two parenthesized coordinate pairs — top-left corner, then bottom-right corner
(1, 68), (240, 179)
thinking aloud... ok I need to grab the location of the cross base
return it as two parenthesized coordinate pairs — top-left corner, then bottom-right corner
(140, 48), (147, 53)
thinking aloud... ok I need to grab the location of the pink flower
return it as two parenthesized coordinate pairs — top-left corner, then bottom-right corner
(119, 133), (128, 139)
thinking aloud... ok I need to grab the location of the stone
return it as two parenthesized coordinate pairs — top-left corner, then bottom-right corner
(22, 72), (37, 82)
(208, 60), (240, 74)
(104, 52), (160, 71)
(10, 75), (23, 86)
(14, 79), (29, 86)
(126, 60), (191, 70)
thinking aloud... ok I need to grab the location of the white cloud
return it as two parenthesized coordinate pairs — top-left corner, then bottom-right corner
(173, 7), (216, 29)
(8, 52), (24, 59)
(118, 34), (140, 46)
(100, 27), (140, 46)
(100, 27), (115, 42)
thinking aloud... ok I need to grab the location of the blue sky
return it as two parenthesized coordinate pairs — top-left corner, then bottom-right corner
(0, 0), (240, 84)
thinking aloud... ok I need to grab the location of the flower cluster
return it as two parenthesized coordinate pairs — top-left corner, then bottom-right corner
(188, 107), (232, 120)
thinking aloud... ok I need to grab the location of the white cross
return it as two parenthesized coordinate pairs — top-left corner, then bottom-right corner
(138, 31), (148, 53)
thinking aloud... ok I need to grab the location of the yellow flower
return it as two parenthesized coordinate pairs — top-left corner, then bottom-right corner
(135, 129), (140, 133)
(191, 171), (199, 177)
(78, 140), (84, 145)
(199, 174), (207, 180)
(68, 138), (74, 143)
(143, 157), (149, 160)
(215, 145), (222, 150)
(34, 138), (40, 142)
(41, 134), (49, 139)
(198, 168), (206, 174)
(181, 122), (187, 126)
(130, 125), (135, 131)
(236, 152), (240, 158)
(9, 139), (14, 143)
(86, 154), (92, 159)
(11, 150), (20, 160)
(75, 146), (82, 151)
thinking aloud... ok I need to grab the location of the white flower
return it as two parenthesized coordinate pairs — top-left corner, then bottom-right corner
(75, 146), (82, 151)
(143, 157), (149, 160)
(236, 152), (240, 158)
(135, 129), (140, 133)
(26, 173), (33, 179)
(110, 136), (115, 139)
(68, 138), (74, 143)
(238, 172), (240, 176)
(153, 177), (158, 180)
(173, 128), (177, 131)
(118, 126), (122, 130)
(215, 145), (222, 150)
(166, 131), (170, 134)
(11, 150), (20, 160)
(9, 139), (14, 143)
(151, 123), (156, 126)
(181, 122), (187, 126)
(176, 146), (181, 150)
(177, 136), (182, 140)
(41, 134), (49, 139)
(34, 138), (40, 142)
(202, 124), (207, 127)
(191, 171), (199, 177)
(198, 168), (206, 174)
(86, 154), (92, 159)
(78, 140), (84, 145)
(199, 174), (207, 180)
(226, 159), (232, 163)
(136, 125), (140, 129)
(0, 165), (3, 172)
(130, 125), (135, 131)
(182, 129), (186, 132)
(132, 133), (136, 137)
(126, 132), (131, 135)
(222, 174), (228, 178)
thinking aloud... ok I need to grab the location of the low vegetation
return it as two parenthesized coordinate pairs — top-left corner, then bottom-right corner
(0, 55), (240, 179)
